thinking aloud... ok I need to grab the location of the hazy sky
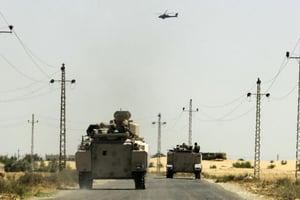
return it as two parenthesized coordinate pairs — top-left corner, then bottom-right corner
(1, 0), (300, 161)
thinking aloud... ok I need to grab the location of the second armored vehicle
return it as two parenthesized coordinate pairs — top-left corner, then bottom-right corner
(75, 111), (148, 189)
(166, 142), (202, 179)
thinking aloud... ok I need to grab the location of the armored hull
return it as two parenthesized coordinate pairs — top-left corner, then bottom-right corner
(75, 111), (148, 189)
(166, 143), (202, 179)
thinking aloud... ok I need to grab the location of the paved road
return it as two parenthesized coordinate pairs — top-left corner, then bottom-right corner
(41, 176), (246, 200)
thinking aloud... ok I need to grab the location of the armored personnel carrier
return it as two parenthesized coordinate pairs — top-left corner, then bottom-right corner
(166, 142), (202, 179)
(75, 111), (148, 189)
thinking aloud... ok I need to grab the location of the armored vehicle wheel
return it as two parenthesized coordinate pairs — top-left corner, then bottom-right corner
(195, 171), (201, 180)
(166, 170), (173, 179)
(79, 172), (93, 189)
(133, 172), (145, 190)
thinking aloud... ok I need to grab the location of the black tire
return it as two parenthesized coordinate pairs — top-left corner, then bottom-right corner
(79, 172), (93, 189)
(133, 172), (146, 190)
(195, 171), (201, 180)
(166, 170), (173, 179)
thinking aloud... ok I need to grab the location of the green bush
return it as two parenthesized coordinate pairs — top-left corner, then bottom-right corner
(215, 174), (249, 183)
(232, 161), (252, 168)
(5, 159), (31, 172)
(210, 165), (217, 169)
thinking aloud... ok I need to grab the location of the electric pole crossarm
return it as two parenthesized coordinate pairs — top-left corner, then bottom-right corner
(0, 25), (13, 33)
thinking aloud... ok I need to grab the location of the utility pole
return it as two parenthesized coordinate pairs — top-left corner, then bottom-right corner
(17, 149), (20, 160)
(247, 78), (270, 179)
(28, 113), (38, 171)
(286, 51), (300, 182)
(152, 113), (166, 174)
(183, 99), (199, 146)
(50, 63), (75, 171)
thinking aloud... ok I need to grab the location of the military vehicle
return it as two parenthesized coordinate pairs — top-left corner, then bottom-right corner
(166, 142), (202, 179)
(75, 111), (148, 189)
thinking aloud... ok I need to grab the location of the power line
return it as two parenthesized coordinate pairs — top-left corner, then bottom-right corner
(164, 111), (184, 131)
(0, 83), (57, 103)
(197, 93), (248, 109)
(0, 10), (10, 26)
(216, 107), (255, 122)
(0, 82), (37, 94)
(0, 54), (39, 82)
(195, 105), (255, 122)
(0, 10), (59, 94)
(271, 84), (297, 101)
(198, 98), (249, 121)
(22, 46), (57, 69)
(193, 39), (300, 121)
(0, 10), (56, 76)
(0, 70), (59, 94)
(215, 99), (246, 120)
(12, 31), (52, 78)
(265, 38), (300, 92)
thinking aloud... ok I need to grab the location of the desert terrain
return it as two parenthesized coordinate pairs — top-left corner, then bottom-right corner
(149, 157), (296, 180)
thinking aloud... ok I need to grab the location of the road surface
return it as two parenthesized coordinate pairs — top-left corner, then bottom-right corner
(37, 176), (251, 200)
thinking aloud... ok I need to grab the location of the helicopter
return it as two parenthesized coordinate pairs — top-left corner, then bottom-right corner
(158, 10), (178, 19)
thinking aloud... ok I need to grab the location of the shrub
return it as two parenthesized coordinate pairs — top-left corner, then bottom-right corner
(5, 160), (31, 172)
(56, 169), (78, 188)
(232, 161), (252, 168)
(215, 175), (235, 183)
(267, 164), (276, 169)
(18, 173), (43, 186)
(0, 169), (78, 199)
(281, 160), (287, 165)
(149, 162), (154, 168)
(48, 160), (59, 173)
(276, 178), (292, 187)
(210, 165), (217, 169)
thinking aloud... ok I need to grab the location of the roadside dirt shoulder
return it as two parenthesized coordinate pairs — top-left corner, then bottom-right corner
(205, 179), (267, 200)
